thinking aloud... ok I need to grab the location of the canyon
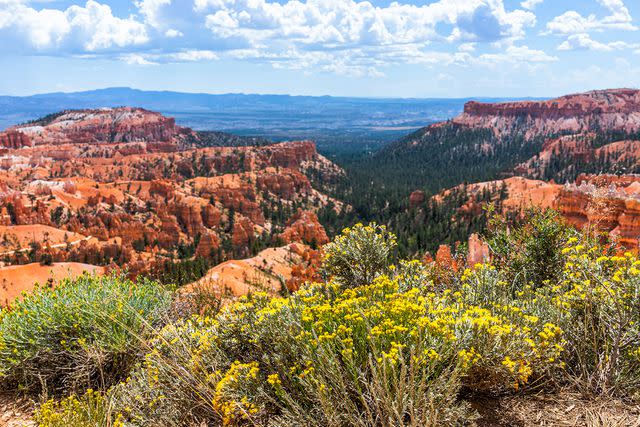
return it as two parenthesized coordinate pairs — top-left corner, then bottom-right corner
(0, 107), (341, 305)
(4, 89), (640, 305)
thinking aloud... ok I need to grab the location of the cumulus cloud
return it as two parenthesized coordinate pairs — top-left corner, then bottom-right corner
(558, 33), (640, 52)
(545, 0), (636, 36)
(194, 0), (536, 47)
(0, 0), (147, 51)
(0, 0), (563, 75)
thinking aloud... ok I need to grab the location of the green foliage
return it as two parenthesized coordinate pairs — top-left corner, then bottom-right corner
(109, 269), (566, 426)
(536, 245), (640, 394)
(484, 209), (578, 292)
(322, 223), (397, 288)
(0, 274), (172, 394)
(147, 257), (212, 288)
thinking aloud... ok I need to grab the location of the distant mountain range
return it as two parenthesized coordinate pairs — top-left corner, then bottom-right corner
(0, 87), (518, 153)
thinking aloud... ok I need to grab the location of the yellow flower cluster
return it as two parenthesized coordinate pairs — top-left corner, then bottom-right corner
(245, 270), (565, 392)
(213, 361), (261, 426)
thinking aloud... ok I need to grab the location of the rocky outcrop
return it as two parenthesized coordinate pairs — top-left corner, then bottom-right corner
(556, 178), (640, 247)
(278, 210), (329, 247)
(232, 215), (255, 252)
(9, 107), (185, 145)
(172, 198), (205, 236)
(0, 107), (346, 284)
(196, 231), (220, 259)
(257, 169), (312, 199)
(0, 131), (31, 149)
(158, 215), (181, 248)
(467, 233), (490, 266)
(183, 244), (312, 298)
(201, 204), (222, 228)
(456, 89), (640, 137)
(409, 190), (426, 209)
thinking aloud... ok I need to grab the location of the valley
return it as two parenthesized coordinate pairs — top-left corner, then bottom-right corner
(2, 88), (640, 426)
(3, 88), (640, 304)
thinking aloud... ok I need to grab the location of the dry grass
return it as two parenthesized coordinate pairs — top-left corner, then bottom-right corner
(472, 391), (640, 427)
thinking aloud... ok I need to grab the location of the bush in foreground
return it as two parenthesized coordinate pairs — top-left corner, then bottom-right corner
(322, 222), (397, 288)
(0, 274), (172, 394)
(28, 216), (640, 425)
(106, 268), (565, 426)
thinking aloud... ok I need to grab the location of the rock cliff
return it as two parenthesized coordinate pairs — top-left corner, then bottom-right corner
(456, 89), (640, 137)
(8, 108), (182, 145)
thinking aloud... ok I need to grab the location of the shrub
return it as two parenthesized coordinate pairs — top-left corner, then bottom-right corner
(322, 223), (397, 288)
(485, 209), (576, 292)
(34, 389), (121, 427)
(110, 273), (563, 426)
(536, 242), (640, 394)
(465, 231), (640, 395)
(0, 274), (172, 394)
(32, 217), (640, 425)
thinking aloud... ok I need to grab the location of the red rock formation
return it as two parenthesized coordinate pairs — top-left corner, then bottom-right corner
(150, 180), (175, 200)
(457, 89), (640, 137)
(576, 174), (640, 188)
(207, 188), (264, 225)
(9, 107), (186, 145)
(278, 210), (329, 247)
(201, 204), (222, 228)
(266, 141), (317, 167)
(409, 190), (426, 208)
(172, 199), (204, 235)
(158, 215), (181, 249)
(435, 245), (456, 270)
(467, 233), (490, 266)
(0, 107), (345, 284)
(196, 231), (220, 258)
(232, 215), (255, 251)
(0, 131), (31, 148)
(257, 169), (311, 199)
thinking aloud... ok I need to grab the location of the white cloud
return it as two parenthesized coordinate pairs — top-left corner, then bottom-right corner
(0, 0), (148, 51)
(121, 49), (219, 65)
(0, 0), (561, 76)
(67, 1), (148, 51)
(121, 53), (158, 65)
(164, 28), (183, 38)
(195, 0), (536, 47)
(166, 49), (218, 61)
(521, 0), (544, 11)
(135, 0), (171, 29)
(558, 33), (640, 52)
(458, 42), (476, 52)
(546, 0), (636, 36)
(478, 44), (558, 64)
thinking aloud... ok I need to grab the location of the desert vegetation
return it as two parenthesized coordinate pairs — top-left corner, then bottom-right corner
(1, 212), (639, 426)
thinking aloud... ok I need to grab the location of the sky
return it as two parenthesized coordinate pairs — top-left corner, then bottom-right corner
(0, 0), (639, 98)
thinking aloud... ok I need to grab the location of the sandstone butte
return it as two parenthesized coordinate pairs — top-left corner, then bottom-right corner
(0, 107), (344, 301)
(455, 88), (640, 137)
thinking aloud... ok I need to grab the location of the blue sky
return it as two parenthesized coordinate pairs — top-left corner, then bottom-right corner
(0, 0), (639, 98)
